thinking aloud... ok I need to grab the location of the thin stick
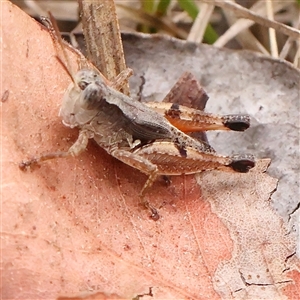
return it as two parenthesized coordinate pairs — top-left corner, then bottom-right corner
(187, 3), (215, 43)
(266, 0), (278, 58)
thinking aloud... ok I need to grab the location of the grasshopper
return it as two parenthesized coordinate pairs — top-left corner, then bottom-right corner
(20, 17), (255, 219)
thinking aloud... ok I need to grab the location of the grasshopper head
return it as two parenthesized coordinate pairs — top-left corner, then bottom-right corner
(59, 69), (107, 128)
(77, 70), (108, 110)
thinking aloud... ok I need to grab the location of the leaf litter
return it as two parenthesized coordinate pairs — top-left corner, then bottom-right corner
(1, 1), (299, 299)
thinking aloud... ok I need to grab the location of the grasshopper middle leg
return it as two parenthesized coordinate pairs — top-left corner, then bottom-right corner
(110, 148), (161, 220)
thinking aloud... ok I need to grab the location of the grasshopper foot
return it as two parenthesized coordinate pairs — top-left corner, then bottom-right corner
(161, 175), (172, 186)
(223, 115), (250, 131)
(143, 201), (160, 221)
(229, 154), (255, 173)
(19, 151), (71, 171)
(19, 159), (40, 171)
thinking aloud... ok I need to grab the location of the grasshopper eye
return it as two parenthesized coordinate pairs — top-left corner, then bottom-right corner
(80, 84), (105, 110)
(78, 81), (89, 90)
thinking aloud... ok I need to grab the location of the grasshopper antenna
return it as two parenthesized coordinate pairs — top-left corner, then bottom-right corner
(40, 13), (76, 84)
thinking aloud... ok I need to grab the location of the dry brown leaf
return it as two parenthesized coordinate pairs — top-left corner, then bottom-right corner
(198, 160), (294, 298)
(1, 1), (299, 299)
(123, 34), (300, 222)
(57, 291), (125, 300)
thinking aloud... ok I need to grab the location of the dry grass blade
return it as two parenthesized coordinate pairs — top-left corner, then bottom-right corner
(78, 0), (129, 94)
(280, 16), (300, 60)
(201, 0), (300, 40)
(24, 0), (46, 16)
(266, 0), (278, 57)
(214, 0), (291, 51)
(293, 43), (300, 67)
(117, 3), (187, 39)
(217, 12), (269, 54)
(20, 0), (78, 21)
(187, 3), (215, 43)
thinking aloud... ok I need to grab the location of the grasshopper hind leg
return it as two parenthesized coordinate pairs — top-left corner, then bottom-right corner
(142, 200), (159, 221)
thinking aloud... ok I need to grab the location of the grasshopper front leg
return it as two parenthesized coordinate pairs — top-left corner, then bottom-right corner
(20, 128), (160, 219)
(19, 129), (93, 170)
